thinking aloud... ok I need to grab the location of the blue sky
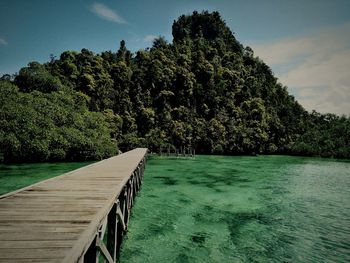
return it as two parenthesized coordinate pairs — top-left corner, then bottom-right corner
(1, 0), (350, 115)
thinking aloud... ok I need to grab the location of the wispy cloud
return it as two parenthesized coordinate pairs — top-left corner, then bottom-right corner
(143, 34), (157, 42)
(90, 2), (126, 24)
(250, 22), (350, 115)
(0, 38), (7, 45)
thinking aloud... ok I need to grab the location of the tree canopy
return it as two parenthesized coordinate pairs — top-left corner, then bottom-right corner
(1, 11), (349, 162)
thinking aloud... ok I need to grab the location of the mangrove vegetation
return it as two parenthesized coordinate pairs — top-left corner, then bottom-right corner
(1, 11), (349, 162)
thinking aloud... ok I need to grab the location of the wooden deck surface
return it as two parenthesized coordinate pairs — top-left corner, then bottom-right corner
(0, 148), (148, 262)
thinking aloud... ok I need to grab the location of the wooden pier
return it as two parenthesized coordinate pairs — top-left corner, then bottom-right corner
(0, 148), (148, 262)
(158, 146), (195, 158)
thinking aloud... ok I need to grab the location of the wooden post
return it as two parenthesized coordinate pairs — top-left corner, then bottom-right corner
(84, 237), (98, 263)
(134, 168), (139, 191)
(133, 172), (137, 199)
(82, 150), (146, 263)
(125, 181), (132, 227)
(107, 202), (117, 261)
(136, 165), (141, 189)
(121, 187), (128, 231)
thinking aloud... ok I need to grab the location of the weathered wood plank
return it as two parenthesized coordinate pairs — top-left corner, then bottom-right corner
(0, 240), (73, 249)
(0, 234), (80, 242)
(0, 227), (87, 234)
(0, 248), (69, 259)
(0, 205), (103, 211)
(1, 259), (61, 263)
(0, 148), (148, 262)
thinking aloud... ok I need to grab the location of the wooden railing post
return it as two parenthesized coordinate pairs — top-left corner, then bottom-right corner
(84, 236), (98, 263)
(107, 202), (117, 261)
(82, 150), (147, 263)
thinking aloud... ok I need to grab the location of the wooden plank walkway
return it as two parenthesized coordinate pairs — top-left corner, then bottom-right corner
(0, 148), (148, 263)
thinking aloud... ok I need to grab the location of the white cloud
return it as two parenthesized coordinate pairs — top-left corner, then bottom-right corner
(281, 49), (350, 88)
(252, 37), (313, 65)
(90, 2), (126, 24)
(143, 34), (157, 42)
(0, 38), (7, 45)
(250, 22), (350, 115)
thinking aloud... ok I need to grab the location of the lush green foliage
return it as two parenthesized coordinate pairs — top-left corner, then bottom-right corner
(0, 81), (117, 162)
(290, 111), (350, 158)
(1, 11), (349, 161)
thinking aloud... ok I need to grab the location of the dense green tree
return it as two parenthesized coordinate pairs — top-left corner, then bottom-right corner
(0, 81), (117, 162)
(15, 62), (63, 93)
(1, 10), (349, 162)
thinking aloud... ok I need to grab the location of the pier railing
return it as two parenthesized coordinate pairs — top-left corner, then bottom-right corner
(0, 148), (148, 263)
(158, 146), (195, 158)
(81, 153), (146, 263)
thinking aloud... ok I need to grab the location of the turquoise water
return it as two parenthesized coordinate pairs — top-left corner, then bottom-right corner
(0, 162), (91, 195)
(119, 155), (350, 262)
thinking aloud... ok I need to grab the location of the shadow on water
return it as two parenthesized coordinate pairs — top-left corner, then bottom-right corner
(224, 211), (275, 242)
(0, 162), (91, 195)
(153, 175), (178, 185)
(191, 232), (208, 245)
(119, 155), (350, 263)
(187, 169), (251, 188)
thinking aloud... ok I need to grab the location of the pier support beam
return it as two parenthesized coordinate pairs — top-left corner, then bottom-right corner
(83, 156), (146, 263)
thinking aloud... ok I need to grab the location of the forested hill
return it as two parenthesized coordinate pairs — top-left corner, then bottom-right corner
(0, 11), (349, 163)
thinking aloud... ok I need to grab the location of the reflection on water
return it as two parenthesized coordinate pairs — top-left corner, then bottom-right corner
(119, 155), (350, 262)
(0, 162), (91, 195)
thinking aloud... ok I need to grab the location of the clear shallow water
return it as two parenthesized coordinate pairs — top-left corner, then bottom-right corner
(0, 162), (91, 195)
(119, 155), (350, 263)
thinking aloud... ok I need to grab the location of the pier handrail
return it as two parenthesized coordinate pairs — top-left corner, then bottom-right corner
(0, 148), (148, 262)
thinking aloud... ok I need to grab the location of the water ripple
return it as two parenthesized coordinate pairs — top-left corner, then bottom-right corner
(120, 155), (350, 263)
